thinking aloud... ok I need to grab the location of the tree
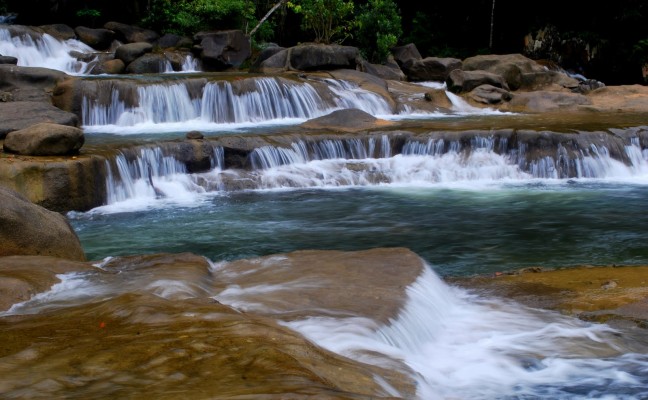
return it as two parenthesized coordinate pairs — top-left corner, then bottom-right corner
(287, 0), (355, 44)
(355, 0), (402, 63)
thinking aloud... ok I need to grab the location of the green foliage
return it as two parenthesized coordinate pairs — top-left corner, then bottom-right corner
(287, 0), (355, 44)
(75, 8), (102, 27)
(142, 0), (258, 36)
(354, 0), (402, 63)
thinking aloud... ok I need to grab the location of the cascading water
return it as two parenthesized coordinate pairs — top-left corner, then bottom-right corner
(81, 76), (398, 133)
(0, 26), (96, 74)
(281, 267), (648, 399)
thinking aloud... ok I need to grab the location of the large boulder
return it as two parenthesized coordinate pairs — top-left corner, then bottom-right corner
(103, 21), (159, 44)
(446, 69), (510, 94)
(114, 42), (153, 66)
(193, 30), (251, 71)
(0, 56), (17, 65)
(125, 53), (170, 74)
(0, 186), (86, 261)
(289, 44), (360, 71)
(401, 57), (462, 82)
(74, 26), (115, 50)
(248, 48), (288, 73)
(463, 54), (549, 91)
(3, 123), (84, 156)
(391, 43), (422, 67)
(156, 33), (192, 49)
(358, 56), (406, 81)
(0, 101), (78, 139)
(249, 44), (286, 72)
(301, 108), (395, 132)
(90, 58), (125, 75)
(503, 90), (591, 113)
(468, 84), (513, 105)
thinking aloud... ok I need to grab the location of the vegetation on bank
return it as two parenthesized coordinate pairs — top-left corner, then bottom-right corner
(1, 0), (648, 84)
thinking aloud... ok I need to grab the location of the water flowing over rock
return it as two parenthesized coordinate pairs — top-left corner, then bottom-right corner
(0, 186), (85, 260)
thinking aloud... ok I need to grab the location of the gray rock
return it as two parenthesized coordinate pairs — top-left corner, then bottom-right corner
(125, 53), (170, 74)
(104, 21), (159, 44)
(3, 122), (84, 156)
(391, 43), (422, 67)
(193, 30), (251, 71)
(402, 57), (462, 82)
(289, 44), (360, 71)
(469, 84), (513, 104)
(39, 24), (76, 41)
(446, 69), (510, 94)
(0, 56), (17, 65)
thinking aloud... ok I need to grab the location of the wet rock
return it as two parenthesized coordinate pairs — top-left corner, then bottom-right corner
(0, 255), (91, 311)
(103, 21), (159, 44)
(74, 26), (115, 50)
(186, 130), (204, 140)
(0, 186), (86, 261)
(248, 44), (286, 72)
(463, 54), (546, 91)
(469, 84), (513, 104)
(3, 123), (84, 156)
(193, 30), (251, 71)
(358, 56), (406, 81)
(504, 90), (591, 113)
(114, 42), (153, 66)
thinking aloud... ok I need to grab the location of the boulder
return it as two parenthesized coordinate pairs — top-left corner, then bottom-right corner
(401, 57), (462, 82)
(0, 101), (78, 139)
(520, 70), (581, 91)
(193, 30), (251, 71)
(90, 58), (126, 75)
(463, 54), (547, 91)
(289, 44), (360, 71)
(74, 26), (115, 50)
(446, 69), (510, 94)
(3, 123), (84, 156)
(248, 48), (288, 73)
(114, 42), (153, 66)
(504, 90), (591, 113)
(358, 56), (406, 81)
(249, 44), (286, 72)
(38, 24), (76, 41)
(103, 21), (159, 44)
(125, 53), (171, 74)
(0, 186), (86, 261)
(186, 130), (204, 140)
(391, 43), (422, 67)
(157, 33), (192, 49)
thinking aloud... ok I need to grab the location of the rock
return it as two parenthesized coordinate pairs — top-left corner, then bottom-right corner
(186, 130), (204, 140)
(157, 33), (185, 49)
(391, 43), (422, 67)
(0, 65), (69, 103)
(74, 26), (115, 50)
(0, 56), (17, 65)
(114, 42), (153, 66)
(248, 48), (288, 73)
(446, 69), (510, 94)
(125, 53), (170, 74)
(504, 90), (591, 113)
(103, 21), (159, 44)
(402, 57), (462, 82)
(90, 58), (125, 75)
(358, 56), (406, 81)
(469, 84), (513, 104)
(249, 45), (286, 72)
(424, 89), (453, 108)
(38, 24), (76, 41)
(193, 30), (251, 71)
(289, 44), (360, 71)
(0, 256), (91, 311)
(0, 154), (108, 212)
(463, 54), (545, 90)
(520, 71), (580, 91)
(0, 186), (86, 260)
(301, 108), (394, 132)
(327, 68), (397, 111)
(3, 122), (84, 156)
(0, 101), (78, 139)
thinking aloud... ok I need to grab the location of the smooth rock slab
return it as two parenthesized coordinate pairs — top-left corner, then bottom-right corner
(0, 101), (78, 139)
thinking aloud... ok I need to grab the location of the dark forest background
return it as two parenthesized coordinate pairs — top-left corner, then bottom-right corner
(2, 0), (647, 85)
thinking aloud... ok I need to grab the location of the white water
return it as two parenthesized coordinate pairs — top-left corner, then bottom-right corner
(0, 27), (96, 74)
(281, 267), (648, 399)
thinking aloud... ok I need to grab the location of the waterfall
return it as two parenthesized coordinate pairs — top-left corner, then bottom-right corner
(0, 27), (96, 74)
(323, 78), (394, 115)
